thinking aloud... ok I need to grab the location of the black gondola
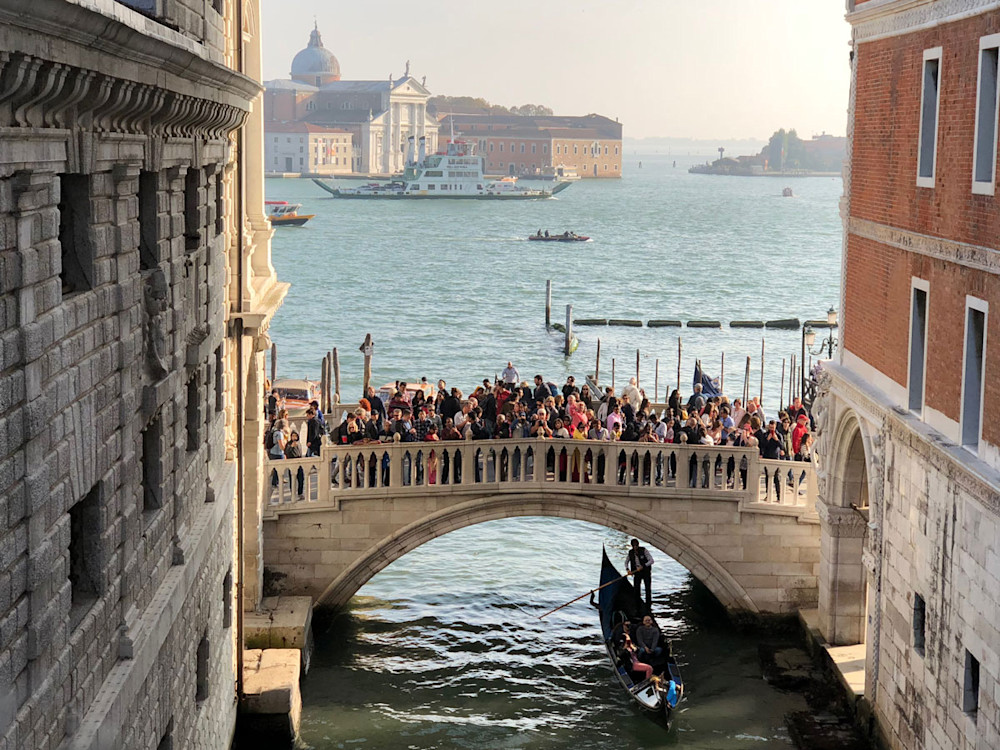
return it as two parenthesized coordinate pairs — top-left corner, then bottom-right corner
(593, 547), (684, 727)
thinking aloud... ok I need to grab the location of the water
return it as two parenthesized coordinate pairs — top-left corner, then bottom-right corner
(265, 153), (843, 749)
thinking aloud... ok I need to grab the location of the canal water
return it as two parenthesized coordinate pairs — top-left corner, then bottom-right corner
(265, 152), (843, 749)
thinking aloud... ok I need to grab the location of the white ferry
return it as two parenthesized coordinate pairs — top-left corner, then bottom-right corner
(311, 136), (572, 200)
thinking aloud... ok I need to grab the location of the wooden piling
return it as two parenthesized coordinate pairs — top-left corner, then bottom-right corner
(321, 356), (329, 413)
(595, 338), (601, 389)
(743, 356), (751, 404)
(654, 359), (659, 402)
(780, 358), (786, 409)
(720, 351), (725, 393)
(360, 333), (373, 396)
(332, 347), (341, 404)
(612, 358), (616, 390)
(759, 337), (765, 404)
(270, 342), (277, 384)
(325, 352), (333, 409)
(635, 349), (640, 388)
(564, 304), (573, 355)
(676, 337), (682, 396)
(545, 280), (552, 328)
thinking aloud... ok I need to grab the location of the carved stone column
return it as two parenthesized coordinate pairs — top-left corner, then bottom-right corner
(816, 499), (869, 645)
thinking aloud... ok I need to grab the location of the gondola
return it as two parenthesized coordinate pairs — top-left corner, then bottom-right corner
(528, 233), (591, 242)
(593, 547), (684, 728)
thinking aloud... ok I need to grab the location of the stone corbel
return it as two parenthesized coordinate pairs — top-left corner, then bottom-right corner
(815, 499), (869, 538)
(48, 68), (95, 129)
(15, 61), (67, 128)
(1, 55), (42, 127)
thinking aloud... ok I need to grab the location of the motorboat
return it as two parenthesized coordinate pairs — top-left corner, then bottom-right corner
(528, 232), (591, 242)
(266, 201), (314, 226)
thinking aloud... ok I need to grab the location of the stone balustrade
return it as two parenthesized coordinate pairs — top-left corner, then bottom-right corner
(263, 437), (817, 517)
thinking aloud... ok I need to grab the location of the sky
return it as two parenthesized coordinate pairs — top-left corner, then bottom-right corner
(260, 0), (851, 141)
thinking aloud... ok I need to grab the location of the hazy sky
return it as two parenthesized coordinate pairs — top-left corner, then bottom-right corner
(260, 1), (851, 140)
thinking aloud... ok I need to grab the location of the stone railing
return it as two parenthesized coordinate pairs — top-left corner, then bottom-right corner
(263, 437), (817, 517)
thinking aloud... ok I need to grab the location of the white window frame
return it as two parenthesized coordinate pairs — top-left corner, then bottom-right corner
(917, 47), (943, 189)
(960, 295), (989, 452)
(972, 34), (1000, 195)
(907, 277), (930, 416)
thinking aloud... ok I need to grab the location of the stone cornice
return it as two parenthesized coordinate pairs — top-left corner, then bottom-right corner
(815, 499), (870, 538)
(0, 0), (260, 105)
(849, 217), (1000, 274)
(849, 0), (1000, 43)
(0, 52), (248, 138)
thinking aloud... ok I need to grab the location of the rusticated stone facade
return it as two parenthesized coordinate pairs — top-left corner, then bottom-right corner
(0, 1), (286, 748)
(815, 1), (1000, 748)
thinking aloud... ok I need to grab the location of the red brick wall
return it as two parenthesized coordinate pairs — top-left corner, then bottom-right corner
(851, 13), (1000, 247)
(843, 234), (1000, 437)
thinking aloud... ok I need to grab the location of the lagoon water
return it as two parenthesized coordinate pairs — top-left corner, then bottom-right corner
(266, 152), (843, 749)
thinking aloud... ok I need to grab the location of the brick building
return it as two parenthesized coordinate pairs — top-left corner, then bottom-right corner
(265, 123), (355, 175)
(816, 2), (1000, 748)
(445, 114), (623, 178)
(0, 0), (285, 748)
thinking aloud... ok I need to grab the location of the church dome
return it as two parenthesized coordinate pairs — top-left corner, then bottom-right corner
(290, 25), (341, 83)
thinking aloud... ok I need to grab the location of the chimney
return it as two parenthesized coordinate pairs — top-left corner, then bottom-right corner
(418, 136), (426, 164)
(406, 135), (416, 165)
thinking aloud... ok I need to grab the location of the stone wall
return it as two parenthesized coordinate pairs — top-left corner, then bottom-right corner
(0, 0), (272, 748)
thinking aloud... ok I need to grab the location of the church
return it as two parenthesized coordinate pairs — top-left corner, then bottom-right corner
(264, 25), (439, 175)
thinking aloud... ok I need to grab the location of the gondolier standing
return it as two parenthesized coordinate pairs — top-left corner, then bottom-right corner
(627, 539), (654, 611)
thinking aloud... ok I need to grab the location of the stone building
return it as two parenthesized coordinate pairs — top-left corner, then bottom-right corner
(263, 26), (439, 175)
(0, 0), (285, 748)
(816, 1), (1000, 748)
(265, 123), (355, 175)
(443, 113), (623, 178)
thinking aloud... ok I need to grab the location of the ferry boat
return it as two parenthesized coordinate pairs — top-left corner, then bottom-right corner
(311, 136), (573, 200)
(266, 201), (314, 227)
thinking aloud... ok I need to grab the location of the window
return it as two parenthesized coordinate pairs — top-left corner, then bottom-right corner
(196, 632), (210, 702)
(973, 35), (1000, 194)
(489, 143), (494, 153)
(184, 167), (201, 251)
(215, 171), (224, 235)
(187, 373), (201, 450)
(142, 412), (164, 513)
(605, 164), (609, 171)
(909, 281), (928, 413)
(604, 146), (608, 155)
(58, 173), (95, 295)
(961, 298), (987, 450)
(912, 594), (926, 654)
(138, 171), (158, 271)
(499, 143), (504, 152)
(615, 145), (619, 155)
(543, 145), (548, 154)
(963, 650), (980, 718)
(917, 47), (942, 187)
(223, 569), (233, 629)
(215, 346), (224, 412)
(531, 144), (536, 154)
(70, 483), (102, 629)
(520, 143), (525, 153)
(573, 145), (578, 154)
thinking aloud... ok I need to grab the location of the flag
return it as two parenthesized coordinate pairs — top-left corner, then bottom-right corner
(693, 362), (721, 397)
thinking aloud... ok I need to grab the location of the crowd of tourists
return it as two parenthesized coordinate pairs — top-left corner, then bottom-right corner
(263, 361), (816, 465)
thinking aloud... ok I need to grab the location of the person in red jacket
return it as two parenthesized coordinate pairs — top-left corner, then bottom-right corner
(791, 414), (810, 457)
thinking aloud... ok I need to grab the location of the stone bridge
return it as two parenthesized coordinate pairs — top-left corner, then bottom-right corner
(258, 437), (822, 615)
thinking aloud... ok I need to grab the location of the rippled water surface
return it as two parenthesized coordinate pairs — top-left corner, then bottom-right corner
(266, 152), (842, 749)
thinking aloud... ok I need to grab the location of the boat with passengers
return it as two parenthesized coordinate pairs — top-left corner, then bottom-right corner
(312, 135), (572, 200)
(593, 547), (684, 728)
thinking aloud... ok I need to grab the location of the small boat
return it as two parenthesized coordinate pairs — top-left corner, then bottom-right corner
(266, 201), (314, 227)
(782, 187), (794, 197)
(271, 377), (321, 417)
(595, 547), (684, 728)
(528, 232), (591, 242)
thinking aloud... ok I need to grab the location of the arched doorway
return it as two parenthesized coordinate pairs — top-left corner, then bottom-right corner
(818, 413), (871, 646)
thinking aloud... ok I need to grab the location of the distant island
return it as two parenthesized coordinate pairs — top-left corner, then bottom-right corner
(689, 129), (845, 176)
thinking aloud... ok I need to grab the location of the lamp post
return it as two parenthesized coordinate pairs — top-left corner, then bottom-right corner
(800, 306), (839, 400)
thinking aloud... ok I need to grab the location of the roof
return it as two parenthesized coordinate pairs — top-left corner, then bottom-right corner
(319, 80), (391, 93)
(265, 79), (318, 92)
(305, 109), (387, 125)
(290, 25), (341, 78)
(444, 113), (622, 139)
(266, 122), (351, 135)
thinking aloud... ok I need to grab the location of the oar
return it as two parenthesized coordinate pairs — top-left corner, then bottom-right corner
(537, 571), (634, 619)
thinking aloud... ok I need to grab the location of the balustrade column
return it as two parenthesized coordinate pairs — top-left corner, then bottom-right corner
(388, 443), (402, 488)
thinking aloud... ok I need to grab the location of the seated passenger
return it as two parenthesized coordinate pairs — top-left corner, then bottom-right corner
(618, 621), (653, 681)
(635, 615), (663, 660)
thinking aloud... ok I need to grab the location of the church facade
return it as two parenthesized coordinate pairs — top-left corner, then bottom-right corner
(264, 27), (439, 175)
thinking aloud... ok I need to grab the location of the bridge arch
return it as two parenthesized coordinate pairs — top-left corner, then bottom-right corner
(314, 492), (758, 612)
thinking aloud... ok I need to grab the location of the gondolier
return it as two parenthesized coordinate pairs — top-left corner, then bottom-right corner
(626, 539), (654, 610)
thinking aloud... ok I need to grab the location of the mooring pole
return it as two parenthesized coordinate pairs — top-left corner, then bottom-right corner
(676, 337), (682, 397)
(779, 358), (786, 409)
(612, 358), (616, 391)
(743, 356), (751, 404)
(270, 342), (277, 384)
(360, 333), (374, 396)
(333, 347), (341, 404)
(545, 280), (552, 328)
(654, 359), (659, 403)
(759, 337), (765, 404)
(595, 337), (601, 388)
(321, 355), (329, 413)
(635, 349), (640, 388)
(564, 304), (573, 355)
(720, 351), (725, 394)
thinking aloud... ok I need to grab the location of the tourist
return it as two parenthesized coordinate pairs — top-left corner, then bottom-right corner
(494, 413), (512, 439)
(562, 376), (579, 400)
(533, 375), (549, 407)
(365, 385), (386, 425)
(686, 383), (705, 412)
(634, 614), (663, 660)
(606, 401), (624, 434)
(268, 423), (288, 460)
(588, 420), (609, 441)
(578, 383), (594, 411)
(305, 407), (324, 457)
(440, 387), (462, 422)
(626, 538), (654, 611)
(619, 621), (654, 681)
(266, 388), (279, 420)
(622, 377), (642, 412)
(441, 418), (462, 440)
(791, 414), (810, 458)
(501, 361), (519, 386)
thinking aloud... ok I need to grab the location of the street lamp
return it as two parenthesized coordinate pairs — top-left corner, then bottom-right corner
(800, 307), (839, 402)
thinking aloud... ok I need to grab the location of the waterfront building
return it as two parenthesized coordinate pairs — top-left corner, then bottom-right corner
(443, 113), (623, 178)
(0, 0), (285, 748)
(265, 123), (355, 174)
(263, 26), (439, 175)
(817, 2), (1000, 748)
